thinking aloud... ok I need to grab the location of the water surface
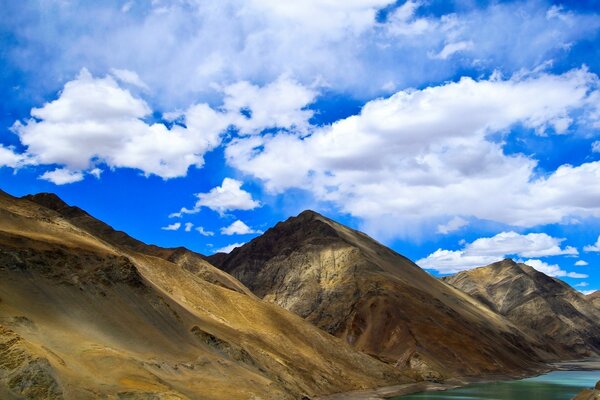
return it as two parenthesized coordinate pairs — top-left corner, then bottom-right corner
(396, 370), (599, 400)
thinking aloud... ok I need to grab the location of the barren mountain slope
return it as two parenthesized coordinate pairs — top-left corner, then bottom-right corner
(587, 291), (600, 309)
(0, 191), (407, 399)
(443, 259), (600, 358)
(208, 210), (548, 379)
(23, 192), (251, 295)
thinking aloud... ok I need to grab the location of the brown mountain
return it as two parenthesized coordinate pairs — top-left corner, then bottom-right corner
(442, 259), (600, 358)
(587, 291), (600, 309)
(23, 193), (250, 295)
(207, 210), (548, 380)
(0, 191), (407, 399)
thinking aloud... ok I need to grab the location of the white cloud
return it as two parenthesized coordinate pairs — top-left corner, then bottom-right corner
(417, 231), (578, 274)
(171, 178), (261, 217)
(110, 68), (150, 90)
(89, 168), (103, 179)
(161, 222), (181, 231)
(575, 282), (589, 287)
(227, 68), (600, 237)
(417, 249), (500, 273)
(215, 242), (245, 254)
(184, 222), (194, 232)
(575, 260), (589, 266)
(584, 235), (600, 252)
(195, 226), (215, 237)
(6, 69), (315, 185)
(467, 231), (578, 258)
(39, 168), (84, 185)
(437, 216), (469, 234)
(5, 1), (599, 108)
(431, 40), (473, 60)
(221, 77), (317, 135)
(220, 220), (262, 235)
(523, 259), (588, 279)
(0, 146), (30, 168)
(592, 141), (600, 153)
(10, 69), (228, 181)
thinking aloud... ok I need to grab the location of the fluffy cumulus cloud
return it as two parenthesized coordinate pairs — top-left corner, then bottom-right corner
(220, 220), (262, 235)
(4, 1), (599, 106)
(417, 231), (578, 273)
(39, 168), (85, 185)
(575, 260), (589, 266)
(195, 226), (215, 237)
(10, 69), (228, 180)
(227, 68), (600, 236)
(0, 146), (30, 169)
(4, 69), (315, 184)
(171, 178), (261, 217)
(522, 259), (588, 279)
(437, 217), (469, 235)
(584, 236), (600, 252)
(161, 222), (181, 231)
(215, 242), (245, 254)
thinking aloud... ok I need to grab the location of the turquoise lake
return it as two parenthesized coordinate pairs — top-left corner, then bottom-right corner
(396, 370), (599, 400)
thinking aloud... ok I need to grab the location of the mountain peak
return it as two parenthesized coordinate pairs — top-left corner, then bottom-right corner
(23, 192), (71, 210)
(444, 258), (600, 357)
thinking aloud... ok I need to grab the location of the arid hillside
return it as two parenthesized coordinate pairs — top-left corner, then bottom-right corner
(443, 259), (600, 358)
(208, 210), (550, 380)
(0, 191), (407, 399)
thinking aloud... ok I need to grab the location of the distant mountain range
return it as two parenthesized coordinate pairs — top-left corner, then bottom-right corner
(1, 190), (598, 399)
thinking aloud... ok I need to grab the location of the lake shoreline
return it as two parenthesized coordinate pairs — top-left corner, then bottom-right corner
(315, 358), (600, 400)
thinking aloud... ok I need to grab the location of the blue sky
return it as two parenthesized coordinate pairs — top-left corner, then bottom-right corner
(1, 0), (600, 293)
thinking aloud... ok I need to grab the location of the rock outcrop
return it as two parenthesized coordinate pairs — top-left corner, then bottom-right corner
(208, 210), (548, 379)
(0, 191), (407, 399)
(443, 259), (600, 358)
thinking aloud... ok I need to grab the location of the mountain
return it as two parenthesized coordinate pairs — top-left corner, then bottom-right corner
(207, 210), (547, 379)
(442, 259), (600, 358)
(0, 191), (407, 399)
(23, 193), (250, 295)
(587, 291), (600, 309)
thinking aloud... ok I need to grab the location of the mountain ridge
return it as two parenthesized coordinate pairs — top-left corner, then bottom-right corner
(442, 258), (600, 358)
(0, 190), (408, 399)
(209, 209), (550, 379)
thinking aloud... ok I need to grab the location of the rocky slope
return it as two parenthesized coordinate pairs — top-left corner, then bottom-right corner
(587, 291), (600, 309)
(443, 259), (600, 358)
(0, 191), (407, 399)
(208, 210), (548, 379)
(23, 193), (251, 295)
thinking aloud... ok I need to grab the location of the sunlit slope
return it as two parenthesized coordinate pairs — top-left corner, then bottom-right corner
(0, 191), (407, 399)
(208, 210), (547, 379)
(443, 259), (600, 358)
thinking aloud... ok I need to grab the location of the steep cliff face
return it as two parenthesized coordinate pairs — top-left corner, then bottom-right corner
(208, 210), (547, 379)
(443, 259), (600, 358)
(0, 191), (407, 399)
